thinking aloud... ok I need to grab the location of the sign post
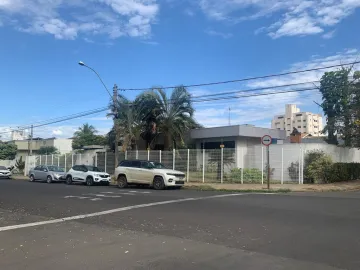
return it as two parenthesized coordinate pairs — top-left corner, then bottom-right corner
(261, 135), (272, 190)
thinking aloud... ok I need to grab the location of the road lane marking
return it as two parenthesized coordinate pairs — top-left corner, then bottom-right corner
(0, 193), (244, 232)
(86, 194), (122, 198)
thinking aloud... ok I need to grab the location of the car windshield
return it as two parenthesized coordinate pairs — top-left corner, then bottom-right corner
(0, 166), (7, 170)
(85, 166), (101, 172)
(149, 162), (167, 169)
(47, 166), (65, 172)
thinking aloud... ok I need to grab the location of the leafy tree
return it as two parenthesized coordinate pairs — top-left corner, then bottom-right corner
(0, 142), (17, 160)
(15, 156), (25, 173)
(37, 146), (59, 155)
(319, 68), (360, 147)
(72, 123), (106, 150)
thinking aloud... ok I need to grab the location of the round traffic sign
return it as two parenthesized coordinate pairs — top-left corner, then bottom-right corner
(261, 135), (272, 146)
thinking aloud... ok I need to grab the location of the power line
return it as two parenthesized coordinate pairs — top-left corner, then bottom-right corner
(119, 61), (360, 91)
(189, 80), (320, 100)
(0, 107), (109, 136)
(192, 87), (319, 103)
(17, 106), (109, 129)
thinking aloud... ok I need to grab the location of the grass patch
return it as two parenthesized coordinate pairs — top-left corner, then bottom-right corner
(183, 185), (291, 193)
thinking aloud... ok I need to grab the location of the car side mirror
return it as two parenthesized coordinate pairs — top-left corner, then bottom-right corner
(44, 169), (48, 172)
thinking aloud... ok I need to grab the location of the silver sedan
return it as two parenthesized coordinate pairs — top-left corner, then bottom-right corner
(29, 165), (66, 183)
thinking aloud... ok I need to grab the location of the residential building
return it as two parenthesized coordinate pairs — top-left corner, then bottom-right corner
(272, 104), (323, 137)
(12, 138), (73, 159)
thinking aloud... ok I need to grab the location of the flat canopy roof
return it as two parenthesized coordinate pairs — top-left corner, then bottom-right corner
(190, 125), (286, 140)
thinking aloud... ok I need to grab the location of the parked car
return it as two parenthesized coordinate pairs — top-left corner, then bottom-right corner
(0, 166), (12, 179)
(114, 160), (186, 190)
(29, 165), (66, 183)
(65, 165), (111, 186)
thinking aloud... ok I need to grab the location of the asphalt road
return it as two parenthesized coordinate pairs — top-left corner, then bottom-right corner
(1, 180), (360, 270)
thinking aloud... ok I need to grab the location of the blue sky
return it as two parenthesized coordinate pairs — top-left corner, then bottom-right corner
(0, 0), (360, 140)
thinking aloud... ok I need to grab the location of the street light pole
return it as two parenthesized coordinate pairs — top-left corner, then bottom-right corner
(78, 61), (120, 171)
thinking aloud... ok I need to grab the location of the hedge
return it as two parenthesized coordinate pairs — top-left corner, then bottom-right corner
(328, 163), (360, 182)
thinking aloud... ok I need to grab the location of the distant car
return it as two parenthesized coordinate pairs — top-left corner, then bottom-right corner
(29, 165), (66, 183)
(65, 165), (111, 186)
(0, 166), (12, 179)
(114, 160), (186, 190)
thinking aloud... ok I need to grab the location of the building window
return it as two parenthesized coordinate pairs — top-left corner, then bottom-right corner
(287, 130), (290, 132)
(287, 124), (290, 125)
(278, 116), (284, 119)
(296, 114), (302, 116)
(298, 126), (301, 128)
(275, 122), (280, 125)
(303, 126), (306, 128)
(303, 120), (306, 122)
(314, 126), (318, 128)
(297, 120), (301, 122)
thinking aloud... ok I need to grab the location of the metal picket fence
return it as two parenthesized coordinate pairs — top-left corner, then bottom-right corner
(25, 143), (360, 184)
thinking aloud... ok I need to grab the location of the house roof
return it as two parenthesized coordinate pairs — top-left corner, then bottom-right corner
(190, 125), (286, 140)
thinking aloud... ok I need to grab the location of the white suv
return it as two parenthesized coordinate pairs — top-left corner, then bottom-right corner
(65, 165), (111, 186)
(114, 160), (186, 190)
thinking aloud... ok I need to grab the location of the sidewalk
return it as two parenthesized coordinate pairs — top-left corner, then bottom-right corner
(184, 181), (360, 192)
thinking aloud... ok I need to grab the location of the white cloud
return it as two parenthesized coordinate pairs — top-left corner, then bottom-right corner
(322, 29), (336, 39)
(269, 14), (323, 39)
(205, 29), (233, 39)
(0, 0), (159, 40)
(196, 0), (360, 38)
(52, 129), (63, 136)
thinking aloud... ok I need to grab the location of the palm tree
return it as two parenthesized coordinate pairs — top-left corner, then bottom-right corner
(109, 95), (142, 151)
(74, 123), (97, 137)
(136, 86), (199, 150)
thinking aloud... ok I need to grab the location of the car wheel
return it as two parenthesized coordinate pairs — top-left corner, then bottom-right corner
(66, 175), (72, 185)
(117, 176), (128, 189)
(86, 177), (94, 186)
(153, 176), (165, 190)
(29, 175), (35, 182)
(47, 176), (53, 184)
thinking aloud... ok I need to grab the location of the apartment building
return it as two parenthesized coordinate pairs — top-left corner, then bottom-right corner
(12, 138), (73, 159)
(271, 104), (323, 137)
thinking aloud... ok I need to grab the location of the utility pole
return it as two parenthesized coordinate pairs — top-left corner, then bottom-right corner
(113, 84), (120, 169)
(29, 125), (33, 156)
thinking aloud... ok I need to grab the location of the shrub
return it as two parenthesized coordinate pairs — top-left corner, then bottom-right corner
(230, 168), (263, 183)
(305, 151), (333, 183)
(264, 164), (275, 181)
(15, 156), (25, 173)
(288, 161), (299, 181)
(328, 163), (360, 182)
(304, 150), (332, 183)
